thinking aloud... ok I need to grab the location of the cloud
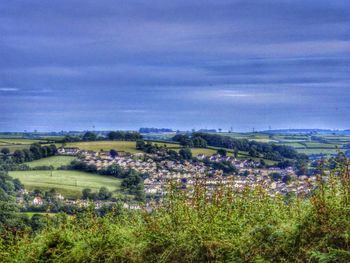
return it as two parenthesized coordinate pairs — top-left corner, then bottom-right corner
(0, 0), (349, 131)
(0, 87), (19, 92)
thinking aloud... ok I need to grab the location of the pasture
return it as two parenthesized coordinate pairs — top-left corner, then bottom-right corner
(24, 156), (76, 169)
(209, 132), (350, 157)
(0, 138), (50, 152)
(62, 141), (142, 154)
(9, 170), (122, 199)
(63, 140), (219, 156)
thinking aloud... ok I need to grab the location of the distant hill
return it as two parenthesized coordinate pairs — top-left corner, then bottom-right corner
(139, 128), (174, 133)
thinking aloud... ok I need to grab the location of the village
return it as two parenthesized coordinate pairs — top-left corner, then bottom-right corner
(59, 147), (317, 198)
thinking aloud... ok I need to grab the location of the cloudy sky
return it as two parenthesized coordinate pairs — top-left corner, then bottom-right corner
(1, 0), (349, 132)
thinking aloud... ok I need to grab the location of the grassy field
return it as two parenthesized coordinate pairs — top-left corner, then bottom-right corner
(0, 138), (50, 152)
(3, 133), (347, 158)
(62, 141), (219, 156)
(0, 138), (43, 145)
(1, 144), (32, 152)
(24, 156), (76, 169)
(62, 141), (142, 154)
(9, 170), (122, 199)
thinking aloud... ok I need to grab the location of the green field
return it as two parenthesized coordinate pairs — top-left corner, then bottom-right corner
(63, 141), (142, 154)
(2, 133), (347, 158)
(9, 170), (122, 199)
(0, 138), (50, 152)
(1, 144), (32, 152)
(62, 140), (219, 156)
(208, 132), (350, 157)
(24, 156), (76, 168)
(0, 138), (43, 145)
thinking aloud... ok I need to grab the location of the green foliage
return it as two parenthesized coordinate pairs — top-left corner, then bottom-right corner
(82, 132), (97, 141)
(81, 187), (113, 200)
(179, 147), (192, 160)
(107, 131), (142, 141)
(217, 148), (227, 156)
(2, 163), (350, 262)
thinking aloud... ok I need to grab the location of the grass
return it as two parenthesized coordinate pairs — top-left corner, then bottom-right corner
(62, 141), (142, 154)
(2, 144), (32, 152)
(0, 139), (43, 145)
(0, 138), (51, 153)
(20, 212), (57, 219)
(296, 148), (339, 155)
(24, 156), (76, 169)
(62, 141), (218, 157)
(9, 170), (122, 199)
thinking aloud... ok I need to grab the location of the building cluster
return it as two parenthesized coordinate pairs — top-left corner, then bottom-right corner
(58, 147), (317, 198)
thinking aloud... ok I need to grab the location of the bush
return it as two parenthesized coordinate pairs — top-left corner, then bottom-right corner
(2, 162), (350, 262)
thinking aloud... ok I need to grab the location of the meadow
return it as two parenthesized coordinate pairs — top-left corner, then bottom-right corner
(24, 156), (76, 169)
(210, 132), (350, 157)
(62, 141), (142, 153)
(62, 140), (219, 156)
(9, 170), (122, 199)
(0, 138), (48, 152)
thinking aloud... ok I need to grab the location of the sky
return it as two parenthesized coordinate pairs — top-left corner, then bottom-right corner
(0, 0), (349, 132)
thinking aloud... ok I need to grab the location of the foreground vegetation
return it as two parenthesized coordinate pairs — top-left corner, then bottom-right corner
(1, 160), (350, 262)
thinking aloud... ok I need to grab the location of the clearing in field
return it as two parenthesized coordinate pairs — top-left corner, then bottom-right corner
(24, 156), (76, 169)
(9, 170), (122, 199)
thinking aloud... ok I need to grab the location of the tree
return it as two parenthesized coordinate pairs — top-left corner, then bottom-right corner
(83, 132), (97, 141)
(217, 149), (227, 156)
(98, 187), (112, 200)
(234, 148), (239, 158)
(260, 159), (266, 167)
(136, 140), (146, 150)
(0, 171), (26, 233)
(110, 149), (117, 158)
(192, 137), (207, 148)
(179, 147), (192, 160)
(30, 144), (42, 160)
(173, 134), (193, 147)
(269, 172), (282, 181)
(13, 150), (25, 163)
(82, 188), (92, 200)
(30, 214), (46, 232)
(1, 148), (10, 156)
(22, 148), (33, 162)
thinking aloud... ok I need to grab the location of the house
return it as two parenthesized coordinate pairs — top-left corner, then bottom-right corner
(58, 147), (80, 156)
(116, 151), (130, 157)
(54, 193), (65, 200)
(32, 196), (44, 206)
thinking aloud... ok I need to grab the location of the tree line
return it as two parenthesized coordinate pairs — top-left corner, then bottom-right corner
(136, 140), (193, 160)
(0, 144), (58, 171)
(62, 131), (142, 142)
(173, 133), (309, 161)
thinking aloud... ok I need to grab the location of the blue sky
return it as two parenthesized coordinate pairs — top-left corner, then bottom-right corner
(1, 0), (349, 132)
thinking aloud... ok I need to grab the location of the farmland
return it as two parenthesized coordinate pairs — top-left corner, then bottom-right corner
(1, 132), (349, 158)
(62, 140), (219, 156)
(9, 170), (122, 199)
(62, 141), (142, 154)
(24, 156), (76, 169)
(210, 132), (350, 157)
(0, 138), (48, 152)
